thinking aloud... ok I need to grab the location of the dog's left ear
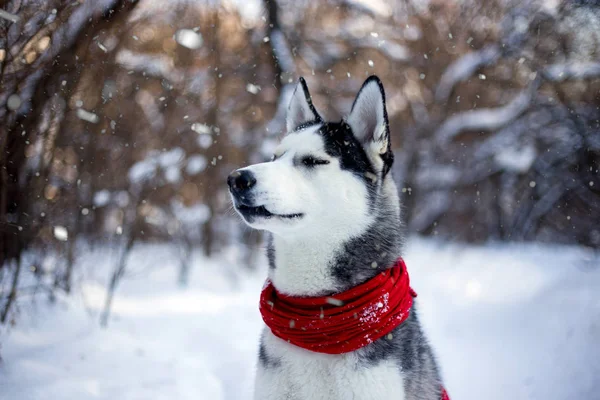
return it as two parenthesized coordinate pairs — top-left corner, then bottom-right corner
(346, 76), (393, 176)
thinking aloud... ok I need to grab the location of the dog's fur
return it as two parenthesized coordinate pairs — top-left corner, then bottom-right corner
(228, 76), (443, 400)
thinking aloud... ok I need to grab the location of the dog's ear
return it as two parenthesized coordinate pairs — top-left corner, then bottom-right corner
(286, 77), (322, 133)
(346, 76), (393, 175)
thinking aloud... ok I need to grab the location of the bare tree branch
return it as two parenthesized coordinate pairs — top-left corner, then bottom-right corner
(542, 62), (600, 82)
(434, 45), (501, 104)
(435, 76), (541, 143)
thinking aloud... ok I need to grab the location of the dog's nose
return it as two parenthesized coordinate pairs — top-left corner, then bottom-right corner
(227, 170), (256, 193)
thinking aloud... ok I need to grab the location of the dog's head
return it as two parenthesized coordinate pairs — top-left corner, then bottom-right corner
(228, 76), (395, 239)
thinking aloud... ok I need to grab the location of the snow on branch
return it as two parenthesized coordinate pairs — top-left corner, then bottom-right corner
(355, 37), (409, 62)
(435, 45), (501, 103)
(263, 0), (295, 81)
(341, 0), (392, 18)
(435, 77), (541, 144)
(543, 62), (600, 82)
(116, 49), (182, 83)
(269, 28), (296, 75)
(0, 9), (19, 23)
(262, 0), (296, 139)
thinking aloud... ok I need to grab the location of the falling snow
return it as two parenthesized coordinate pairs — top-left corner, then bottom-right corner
(246, 83), (261, 94)
(174, 29), (203, 49)
(6, 94), (21, 110)
(76, 108), (100, 124)
(53, 226), (68, 241)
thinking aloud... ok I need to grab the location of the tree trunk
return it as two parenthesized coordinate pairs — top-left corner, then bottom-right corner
(0, 0), (139, 322)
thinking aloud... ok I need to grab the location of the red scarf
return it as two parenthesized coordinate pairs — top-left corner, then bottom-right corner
(259, 258), (450, 400)
(259, 258), (416, 354)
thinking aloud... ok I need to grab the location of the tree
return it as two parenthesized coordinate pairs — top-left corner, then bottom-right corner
(0, 0), (139, 323)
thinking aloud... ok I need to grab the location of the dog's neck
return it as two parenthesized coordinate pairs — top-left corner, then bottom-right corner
(267, 199), (403, 296)
(267, 232), (347, 296)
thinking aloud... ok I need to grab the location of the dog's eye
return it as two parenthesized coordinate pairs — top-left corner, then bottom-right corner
(302, 156), (330, 167)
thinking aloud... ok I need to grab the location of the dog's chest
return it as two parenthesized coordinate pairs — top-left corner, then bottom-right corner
(255, 329), (406, 400)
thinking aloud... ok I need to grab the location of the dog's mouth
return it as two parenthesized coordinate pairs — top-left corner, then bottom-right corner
(236, 204), (304, 220)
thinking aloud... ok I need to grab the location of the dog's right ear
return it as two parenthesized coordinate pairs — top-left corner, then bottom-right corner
(286, 77), (322, 133)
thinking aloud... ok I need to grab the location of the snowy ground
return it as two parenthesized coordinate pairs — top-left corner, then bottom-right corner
(1, 238), (599, 400)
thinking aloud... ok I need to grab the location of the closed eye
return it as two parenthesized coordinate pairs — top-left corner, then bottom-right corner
(301, 156), (330, 167)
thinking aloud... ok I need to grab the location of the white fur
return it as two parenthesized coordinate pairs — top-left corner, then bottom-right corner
(239, 126), (374, 295)
(255, 330), (406, 400)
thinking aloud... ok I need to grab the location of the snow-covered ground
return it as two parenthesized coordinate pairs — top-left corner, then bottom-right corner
(1, 238), (599, 400)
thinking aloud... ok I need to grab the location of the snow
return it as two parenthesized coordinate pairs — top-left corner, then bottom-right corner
(380, 41), (410, 61)
(158, 148), (184, 168)
(185, 155), (207, 175)
(171, 201), (211, 225)
(494, 144), (537, 172)
(191, 122), (212, 135)
(197, 134), (213, 149)
(164, 165), (182, 184)
(1, 238), (599, 400)
(345, 0), (392, 18)
(0, 9), (20, 23)
(435, 82), (538, 143)
(52, 226), (68, 242)
(415, 165), (460, 189)
(543, 62), (600, 81)
(227, 0), (262, 26)
(174, 29), (203, 50)
(76, 108), (100, 124)
(6, 94), (21, 110)
(269, 29), (296, 74)
(435, 46), (500, 103)
(93, 190), (111, 207)
(116, 50), (181, 83)
(128, 158), (156, 183)
(246, 83), (261, 95)
(114, 191), (130, 208)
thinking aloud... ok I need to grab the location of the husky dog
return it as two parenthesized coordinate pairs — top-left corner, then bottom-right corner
(228, 76), (444, 400)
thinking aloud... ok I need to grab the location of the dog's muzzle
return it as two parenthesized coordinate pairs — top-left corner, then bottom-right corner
(227, 169), (256, 201)
(227, 169), (304, 221)
(228, 169), (267, 220)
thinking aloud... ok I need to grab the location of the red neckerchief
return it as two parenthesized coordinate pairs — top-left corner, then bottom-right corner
(259, 258), (416, 354)
(259, 258), (450, 399)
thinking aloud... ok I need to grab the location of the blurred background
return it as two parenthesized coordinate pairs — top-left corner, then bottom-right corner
(1, 0), (599, 399)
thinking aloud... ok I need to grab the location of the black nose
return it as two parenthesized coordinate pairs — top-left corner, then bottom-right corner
(227, 170), (256, 193)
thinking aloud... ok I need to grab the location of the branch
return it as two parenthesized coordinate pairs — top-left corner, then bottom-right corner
(542, 62), (600, 82)
(514, 179), (575, 240)
(339, 0), (392, 19)
(263, 0), (295, 91)
(263, 0), (297, 137)
(435, 45), (501, 103)
(115, 49), (182, 83)
(0, 8), (19, 23)
(434, 76), (541, 144)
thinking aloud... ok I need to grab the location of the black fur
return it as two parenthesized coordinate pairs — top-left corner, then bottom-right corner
(258, 339), (281, 369)
(266, 235), (276, 270)
(319, 121), (377, 183)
